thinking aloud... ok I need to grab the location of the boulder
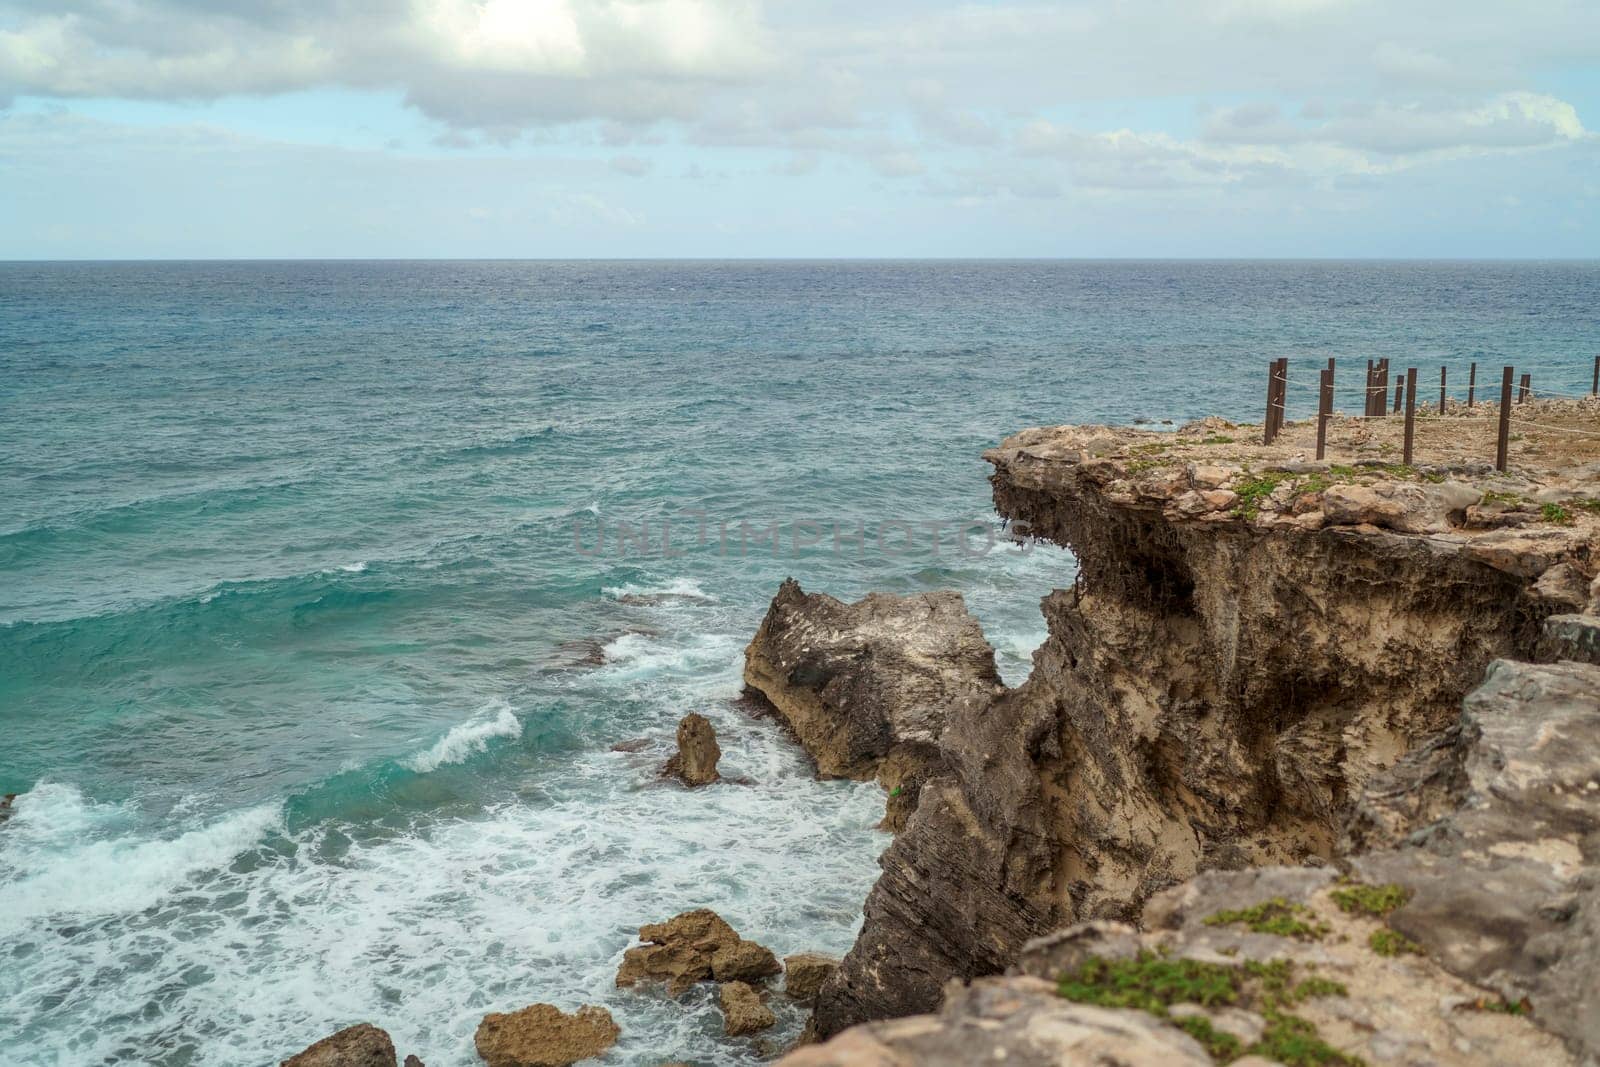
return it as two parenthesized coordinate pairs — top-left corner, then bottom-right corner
(1321, 481), (1482, 533)
(473, 1004), (619, 1067)
(280, 1024), (397, 1067)
(615, 908), (777, 996)
(404, 1058), (425, 1067)
(742, 578), (1002, 827)
(778, 977), (1212, 1066)
(719, 981), (776, 1036)
(661, 713), (721, 786)
(783, 953), (840, 1001)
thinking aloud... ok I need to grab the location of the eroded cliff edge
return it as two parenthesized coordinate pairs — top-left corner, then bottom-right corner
(743, 416), (1600, 1046)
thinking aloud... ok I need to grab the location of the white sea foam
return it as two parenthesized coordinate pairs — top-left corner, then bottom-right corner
(0, 784), (283, 939)
(401, 701), (523, 774)
(601, 576), (712, 602)
(338, 561), (368, 573)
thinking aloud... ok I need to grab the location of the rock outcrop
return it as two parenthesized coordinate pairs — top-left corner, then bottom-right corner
(662, 712), (721, 786)
(719, 980), (777, 1036)
(615, 908), (779, 996)
(743, 578), (1004, 830)
(473, 1004), (619, 1067)
(783, 953), (839, 1002)
(280, 1024), (398, 1067)
(791, 418), (1597, 1038)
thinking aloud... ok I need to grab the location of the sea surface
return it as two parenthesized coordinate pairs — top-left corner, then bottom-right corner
(3, 260), (1598, 1066)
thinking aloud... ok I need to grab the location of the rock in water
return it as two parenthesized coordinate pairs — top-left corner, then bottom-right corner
(742, 578), (1003, 829)
(0, 793), (16, 828)
(615, 908), (779, 995)
(280, 1024), (397, 1067)
(403, 1058), (425, 1067)
(782, 953), (839, 1001)
(720, 981), (776, 1036)
(661, 712), (721, 786)
(473, 1004), (619, 1067)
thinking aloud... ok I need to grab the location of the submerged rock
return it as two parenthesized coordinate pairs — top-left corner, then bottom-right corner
(782, 953), (839, 1001)
(473, 1004), (619, 1067)
(661, 712), (721, 786)
(0, 792), (15, 828)
(719, 980), (776, 1036)
(280, 1024), (397, 1067)
(615, 908), (778, 996)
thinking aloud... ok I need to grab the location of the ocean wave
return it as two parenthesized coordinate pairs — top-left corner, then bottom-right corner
(0, 783), (283, 936)
(401, 701), (523, 774)
(601, 577), (713, 604)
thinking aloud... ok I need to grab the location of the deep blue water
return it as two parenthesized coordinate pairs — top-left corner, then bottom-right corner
(2, 260), (1598, 1066)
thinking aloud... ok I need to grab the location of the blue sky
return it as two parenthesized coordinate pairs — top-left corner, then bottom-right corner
(1, 1), (1597, 258)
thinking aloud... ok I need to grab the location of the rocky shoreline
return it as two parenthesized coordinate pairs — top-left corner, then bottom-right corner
(284, 406), (1600, 1065)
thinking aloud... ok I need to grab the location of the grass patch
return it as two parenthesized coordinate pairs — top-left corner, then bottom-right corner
(1175, 1015), (1244, 1061)
(1232, 472), (1289, 519)
(1541, 502), (1574, 526)
(1056, 953), (1362, 1065)
(1465, 996), (1532, 1016)
(1204, 898), (1330, 941)
(1201, 434), (1236, 445)
(1329, 882), (1409, 918)
(1574, 498), (1600, 515)
(1369, 929), (1423, 957)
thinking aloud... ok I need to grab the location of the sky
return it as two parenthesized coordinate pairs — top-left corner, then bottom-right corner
(1, 0), (1597, 259)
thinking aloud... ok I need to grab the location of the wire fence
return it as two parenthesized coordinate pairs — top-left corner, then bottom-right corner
(1260, 356), (1600, 469)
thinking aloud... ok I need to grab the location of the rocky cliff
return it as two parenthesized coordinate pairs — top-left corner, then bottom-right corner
(743, 415), (1600, 1048)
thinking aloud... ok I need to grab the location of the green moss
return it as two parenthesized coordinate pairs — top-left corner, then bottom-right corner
(1292, 977), (1349, 1001)
(1574, 498), (1600, 515)
(1466, 996), (1532, 1016)
(1369, 929), (1424, 957)
(1056, 952), (1241, 1013)
(1481, 489), (1523, 506)
(1057, 954), (1361, 1065)
(1541, 502), (1574, 526)
(1175, 1015), (1244, 1060)
(1255, 1010), (1366, 1066)
(1201, 434), (1236, 445)
(1205, 898), (1330, 941)
(1329, 882), (1409, 918)
(1232, 472), (1289, 519)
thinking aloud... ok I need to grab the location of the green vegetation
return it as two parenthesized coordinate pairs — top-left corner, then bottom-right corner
(1481, 489), (1524, 506)
(1055, 952), (1363, 1066)
(1574, 497), (1600, 515)
(1369, 929), (1423, 957)
(1201, 435), (1236, 445)
(1465, 996), (1532, 1016)
(1232, 471), (1289, 519)
(1175, 1015), (1244, 1060)
(1329, 882), (1409, 918)
(1541, 502), (1574, 526)
(1254, 1010), (1366, 1066)
(1204, 898), (1330, 941)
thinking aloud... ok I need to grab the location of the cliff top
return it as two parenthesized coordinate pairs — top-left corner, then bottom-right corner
(985, 397), (1600, 586)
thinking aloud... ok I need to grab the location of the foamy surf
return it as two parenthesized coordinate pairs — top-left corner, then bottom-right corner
(402, 702), (523, 774)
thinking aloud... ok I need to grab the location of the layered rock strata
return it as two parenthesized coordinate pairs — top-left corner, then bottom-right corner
(754, 418), (1598, 1039)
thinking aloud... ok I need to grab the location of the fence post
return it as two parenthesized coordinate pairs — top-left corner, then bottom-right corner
(1518, 372), (1530, 403)
(1403, 368), (1418, 465)
(1468, 362), (1476, 408)
(1496, 366), (1513, 472)
(1378, 359), (1390, 415)
(1316, 367), (1331, 460)
(1393, 379), (1403, 414)
(1438, 366), (1446, 413)
(1273, 358), (1288, 439)
(1263, 360), (1277, 444)
(1593, 354), (1599, 396)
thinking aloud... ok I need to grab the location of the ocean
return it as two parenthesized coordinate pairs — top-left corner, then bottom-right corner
(3, 260), (1598, 1066)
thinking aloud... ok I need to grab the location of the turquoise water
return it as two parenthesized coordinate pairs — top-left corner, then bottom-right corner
(3, 260), (1598, 1065)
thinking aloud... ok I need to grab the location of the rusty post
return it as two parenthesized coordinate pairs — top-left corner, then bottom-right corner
(1519, 372), (1530, 403)
(1393, 379), (1403, 414)
(1593, 355), (1598, 396)
(1439, 366), (1447, 413)
(1496, 366), (1513, 472)
(1403, 367), (1417, 465)
(1378, 359), (1390, 415)
(1468, 362), (1476, 408)
(1316, 367), (1331, 460)
(1275, 358), (1288, 438)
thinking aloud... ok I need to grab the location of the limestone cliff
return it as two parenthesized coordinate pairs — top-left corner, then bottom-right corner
(746, 417), (1599, 1042)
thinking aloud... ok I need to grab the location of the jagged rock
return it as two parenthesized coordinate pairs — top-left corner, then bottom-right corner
(662, 713), (721, 786)
(720, 981), (776, 1036)
(0, 793), (15, 827)
(1538, 613), (1600, 664)
(782, 953), (839, 1001)
(1352, 659), (1600, 1061)
(1322, 480), (1481, 533)
(615, 908), (777, 995)
(473, 1004), (619, 1067)
(779, 976), (1213, 1066)
(742, 578), (1002, 830)
(280, 1024), (397, 1067)
(403, 1058), (424, 1067)
(803, 424), (1582, 1038)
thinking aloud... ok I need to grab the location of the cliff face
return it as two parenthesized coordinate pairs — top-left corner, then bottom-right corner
(748, 419), (1598, 1040)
